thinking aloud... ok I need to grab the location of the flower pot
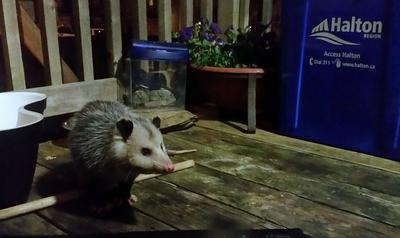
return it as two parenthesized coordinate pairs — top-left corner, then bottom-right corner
(0, 92), (47, 208)
(187, 65), (269, 113)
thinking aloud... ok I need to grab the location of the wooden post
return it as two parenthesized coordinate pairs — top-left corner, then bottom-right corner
(217, 0), (239, 31)
(0, 0), (26, 90)
(262, 0), (273, 28)
(131, 0), (149, 72)
(72, 0), (94, 81)
(158, 0), (172, 42)
(37, 0), (62, 86)
(200, 0), (213, 21)
(247, 73), (256, 133)
(179, 0), (193, 28)
(239, 0), (250, 30)
(132, 0), (148, 40)
(104, 0), (122, 76)
(18, 4), (79, 84)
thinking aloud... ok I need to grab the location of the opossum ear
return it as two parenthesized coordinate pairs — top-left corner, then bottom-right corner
(116, 118), (133, 141)
(152, 116), (161, 129)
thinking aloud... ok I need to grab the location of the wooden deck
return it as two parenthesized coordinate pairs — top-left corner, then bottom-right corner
(1, 119), (400, 237)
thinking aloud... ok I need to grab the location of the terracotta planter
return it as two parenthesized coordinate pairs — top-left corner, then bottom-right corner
(187, 65), (268, 113)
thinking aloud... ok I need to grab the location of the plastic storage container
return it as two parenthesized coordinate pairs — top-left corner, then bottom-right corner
(125, 40), (189, 110)
(279, 0), (400, 160)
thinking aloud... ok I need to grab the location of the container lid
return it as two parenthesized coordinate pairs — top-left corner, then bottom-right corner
(130, 40), (189, 61)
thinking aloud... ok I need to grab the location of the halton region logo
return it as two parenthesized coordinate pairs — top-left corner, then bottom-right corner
(310, 17), (383, 46)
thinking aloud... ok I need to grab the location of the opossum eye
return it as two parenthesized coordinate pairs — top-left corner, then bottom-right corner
(141, 148), (152, 156)
(160, 143), (164, 151)
(152, 117), (161, 128)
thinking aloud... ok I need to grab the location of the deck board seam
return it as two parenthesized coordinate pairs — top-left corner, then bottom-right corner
(168, 133), (400, 195)
(33, 138), (400, 232)
(36, 139), (400, 228)
(33, 162), (178, 232)
(195, 124), (400, 175)
(35, 159), (279, 229)
(129, 206), (180, 230)
(165, 135), (400, 228)
(34, 211), (71, 234)
(155, 177), (285, 229)
(217, 135), (400, 178)
(165, 163), (400, 230)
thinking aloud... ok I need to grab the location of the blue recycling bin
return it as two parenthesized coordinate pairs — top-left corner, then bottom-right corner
(279, 0), (400, 161)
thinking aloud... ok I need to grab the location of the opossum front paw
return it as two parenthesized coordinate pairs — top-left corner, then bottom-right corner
(128, 194), (138, 206)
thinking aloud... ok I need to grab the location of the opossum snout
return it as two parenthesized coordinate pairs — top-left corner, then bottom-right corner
(165, 163), (175, 172)
(155, 160), (175, 173)
(149, 152), (173, 173)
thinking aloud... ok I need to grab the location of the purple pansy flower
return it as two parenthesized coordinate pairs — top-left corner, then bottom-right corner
(180, 27), (193, 41)
(202, 32), (216, 41)
(210, 22), (222, 34)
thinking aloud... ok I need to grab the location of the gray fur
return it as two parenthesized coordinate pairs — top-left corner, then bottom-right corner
(69, 100), (172, 188)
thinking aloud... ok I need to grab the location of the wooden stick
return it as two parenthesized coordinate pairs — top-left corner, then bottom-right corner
(134, 159), (195, 182)
(0, 160), (195, 221)
(167, 149), (197, 156)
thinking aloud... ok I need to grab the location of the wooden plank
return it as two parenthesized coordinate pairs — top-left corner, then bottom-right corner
(0, 213), (65, 235)
(131, 0), (148, 40)
(37, 142), (72, 171)
(104, 0), (122, 76)
(239, 0), (250, 29)
(0, 161), (195, 221)
(200, 0), (213, 21)
(262, 0), (273, 26)
(18, 4), (79, 84)
(169, 127), (400, 197)
(158, 0), (172, 42)
(179, 0), (193, 28)
(164, 129), (400, 227)
(22, 78), (119, 117)
(161, 166), (400, 238)
(195, 119), (400, 175)
(29, 165), (175, 234)
(72, 0), (94, 81)
(0, 0), (26, 90)
(132, 179), (277, 230)
(34, 143), (273, 232)
(217, 0), (239, 31)
(37, 0), (62, 86)
(30, 126), (400, 236)
(29, 164), (64, 201)
(38, 206), (174, 234)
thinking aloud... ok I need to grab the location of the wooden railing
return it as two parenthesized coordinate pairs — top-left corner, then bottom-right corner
(0, 0), (274, 116)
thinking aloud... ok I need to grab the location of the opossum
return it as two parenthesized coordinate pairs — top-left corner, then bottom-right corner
(68, 100), (175, 209)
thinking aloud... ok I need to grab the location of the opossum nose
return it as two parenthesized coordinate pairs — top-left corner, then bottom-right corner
(165, 164), (175, 172)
